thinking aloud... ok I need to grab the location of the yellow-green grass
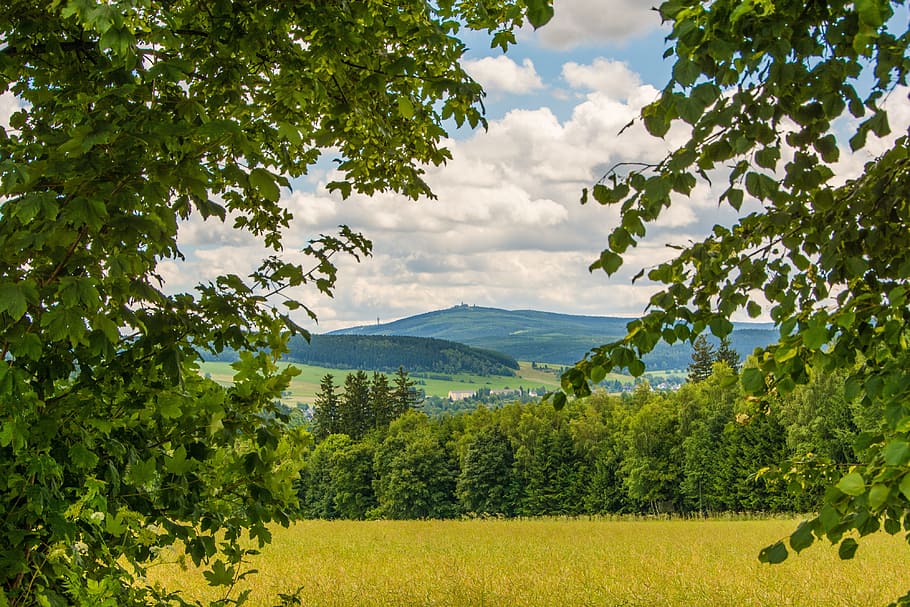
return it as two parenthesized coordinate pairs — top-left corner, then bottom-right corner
(199, 361), (563, 403)
(148, 519), (910, 607)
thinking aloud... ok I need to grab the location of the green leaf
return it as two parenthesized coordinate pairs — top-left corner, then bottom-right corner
(741, 367), (765, 394)
(592, 183), (629, 205)
(11, 333), (42, 361)
(747, 301), (762, 318)
(802, 324), (828, 350)
(203, 559), (236, 587)
(642, 104), (670, 138)
(789, 521), (814, 553)
(157, 395), (182, 419)
(597, 250), (623, 276)
(818, 504), (841, 532)
(758, 541), (788, 564)
(165, 445), (192, 474)
(856, 0), (885, 27)
(709, 317), (733, 338)
(883, 440), (910, 466)
(868, 484), (889, 511)
(327, 180), (353, 199)
(69, 443), (99, 471)
(0, 284), (28, 321)
(525, 0), (554, 29)
(898, 473), (910, 501)
(397, 96), (415, 119)
(551, 391), (567, 410)
(249, 168), (281, 202)
(838, 537), (858, 560)
(836, 472), (865, 496)
(129, 458), (157, 486)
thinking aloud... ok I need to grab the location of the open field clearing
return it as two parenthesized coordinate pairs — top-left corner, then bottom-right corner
(199, 361), (681, 404)
(199, 361), (566, 403)
(149, 519), (910, 607)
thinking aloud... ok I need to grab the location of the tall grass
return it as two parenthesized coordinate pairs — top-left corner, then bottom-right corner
(148, 519), (910, 607)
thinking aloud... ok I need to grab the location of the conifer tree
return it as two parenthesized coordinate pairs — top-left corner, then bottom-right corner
(312, 374), (341, 441)
(370, 372), (394, 430)
(340, 370), (371, 439)
(687, 335), (716, 383)
(716, 336), (741, 374)
(392, 366), (423, 417)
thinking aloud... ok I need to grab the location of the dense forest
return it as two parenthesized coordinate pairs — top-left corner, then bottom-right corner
(285, 334), (520, 375)
(296, 359), (861, 519)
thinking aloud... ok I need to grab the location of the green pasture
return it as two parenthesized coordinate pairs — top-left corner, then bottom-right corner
(199, 360), (685, 406)
(200, 360), (566, 404)
(148, 518), (910, 607)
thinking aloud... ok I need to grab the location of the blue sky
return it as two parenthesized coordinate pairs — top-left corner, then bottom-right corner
(152, 1), (906, 333)
(4, 2), (903, 333)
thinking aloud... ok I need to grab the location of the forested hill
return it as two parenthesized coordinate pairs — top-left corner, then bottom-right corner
(285, 334), (519, 376)
(331, 305), (777, 369)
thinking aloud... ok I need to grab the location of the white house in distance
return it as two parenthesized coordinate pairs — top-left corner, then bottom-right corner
(447, 390), (475, 401)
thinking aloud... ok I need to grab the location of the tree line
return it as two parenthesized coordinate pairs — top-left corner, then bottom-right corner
(297, 359), (861, 519)
(311, 368), (423, 441)
(286, 334), (520, 375)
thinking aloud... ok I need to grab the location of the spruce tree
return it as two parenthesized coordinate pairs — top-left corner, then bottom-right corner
(312, 374), (341, 441)
(715, 336), (741, 374)
(687, 335), (716, 384)
(370, 372), (394, 430)
(392, 366), (423, 417)
(340, 370), (371, 439)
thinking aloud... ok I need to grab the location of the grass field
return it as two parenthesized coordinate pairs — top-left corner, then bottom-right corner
(199, 361), (567, 404)
(199, 361), (683, 405)
(148, 519), (910, 607)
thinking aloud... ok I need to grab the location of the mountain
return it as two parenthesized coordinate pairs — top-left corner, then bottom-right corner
(285, 334), (519, 376)
(330, 305), (777, 370)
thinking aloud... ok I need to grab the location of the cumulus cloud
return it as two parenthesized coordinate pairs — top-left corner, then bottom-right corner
(536, 0), (660, 49)
(463, 56), (544, 95)
(163, 57), (757, 332)
(0, 92), (21, 129)
(562, 58), (643, 100)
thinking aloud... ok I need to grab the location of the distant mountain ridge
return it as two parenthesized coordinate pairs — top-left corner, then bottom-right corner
(330, 305), (778, 370)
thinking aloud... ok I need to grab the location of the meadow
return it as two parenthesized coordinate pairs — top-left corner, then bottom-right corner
(199, 361), (568, 404)
(199, 361), (683, 405)
(149, 519), (910, 607)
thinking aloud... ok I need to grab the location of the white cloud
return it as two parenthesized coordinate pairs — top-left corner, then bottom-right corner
(562, 58), (643, 100)
(164, 57), (751, 332)
(536, 0), (660, 49)
(463, 56), (544, 95)
(0, 92), (21, 129)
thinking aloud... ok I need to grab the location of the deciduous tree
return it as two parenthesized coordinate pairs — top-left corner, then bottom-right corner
(0, 1), (552, 604)
(561, 0), (910, 595)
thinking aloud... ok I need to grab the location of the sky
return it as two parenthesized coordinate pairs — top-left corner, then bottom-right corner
(159, 2), (699, 333)
(3, 2), (907, 334)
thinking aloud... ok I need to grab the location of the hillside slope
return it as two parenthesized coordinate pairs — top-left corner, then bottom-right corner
(331, 305), (777, 369)
(286, 334), (519, 376)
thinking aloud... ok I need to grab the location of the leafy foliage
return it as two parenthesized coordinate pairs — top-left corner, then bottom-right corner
(568, 0), (910, 595)
(0, 0), (552, 604)
(298, 365), (861, 521)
